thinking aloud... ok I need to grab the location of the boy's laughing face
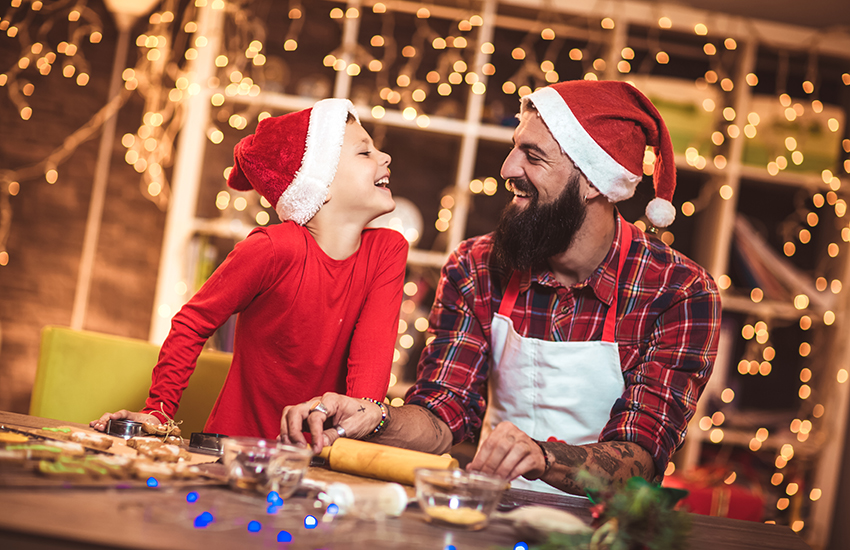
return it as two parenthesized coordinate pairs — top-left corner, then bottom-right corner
(327, 121), (395, 222)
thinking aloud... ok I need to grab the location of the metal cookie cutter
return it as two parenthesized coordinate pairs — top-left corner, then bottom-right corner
(106, 419), (144, 439)
(189, 432), (229, 456)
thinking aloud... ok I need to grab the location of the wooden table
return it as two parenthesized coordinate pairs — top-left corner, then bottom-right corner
(0, 411), (811, 550)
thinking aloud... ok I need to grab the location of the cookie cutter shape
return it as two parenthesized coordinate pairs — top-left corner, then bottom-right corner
(106, 419), (144, 439)
(189, 432), (229, 456)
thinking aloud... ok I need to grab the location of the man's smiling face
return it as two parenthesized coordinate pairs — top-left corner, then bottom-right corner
(492, 109), (589, 272)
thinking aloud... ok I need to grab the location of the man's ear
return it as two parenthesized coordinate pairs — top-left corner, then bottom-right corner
(582, 178), (603, 201)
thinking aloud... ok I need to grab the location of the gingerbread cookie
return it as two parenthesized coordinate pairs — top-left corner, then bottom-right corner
(70, 430), (114, 451)
(132, 459), (175, 480)
(0, 432), (29, 443)
(34, 426), (75, 440)
(38, 459), (90, 479)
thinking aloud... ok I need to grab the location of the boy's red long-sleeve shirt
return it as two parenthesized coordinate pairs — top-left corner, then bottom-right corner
(143, 222), (408, 438)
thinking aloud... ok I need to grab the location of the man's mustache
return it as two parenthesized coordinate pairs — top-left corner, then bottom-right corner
(506, 178), (537, 198)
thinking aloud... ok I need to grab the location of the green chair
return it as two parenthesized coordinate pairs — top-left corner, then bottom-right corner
(30, 325), (232, 436)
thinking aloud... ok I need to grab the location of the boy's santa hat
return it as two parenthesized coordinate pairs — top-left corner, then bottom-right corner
(522, 80), (677, 228)
(227, 98), (359, 225)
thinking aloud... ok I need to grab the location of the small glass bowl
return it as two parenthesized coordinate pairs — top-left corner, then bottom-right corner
(414, 468), (507, 530)
(221, 437), (312, 498)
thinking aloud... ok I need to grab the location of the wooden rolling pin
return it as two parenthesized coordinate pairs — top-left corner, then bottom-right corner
(317, 438), (458, 486)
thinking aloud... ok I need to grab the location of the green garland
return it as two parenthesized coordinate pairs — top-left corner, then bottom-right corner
(529, 475), (690, 550)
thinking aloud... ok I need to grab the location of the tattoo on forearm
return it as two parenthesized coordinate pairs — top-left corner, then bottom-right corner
(543, 441), (587, 467)
(589, 446), (621, 476)
(540, 441), (653, 493)
(422, 408), (444, 439)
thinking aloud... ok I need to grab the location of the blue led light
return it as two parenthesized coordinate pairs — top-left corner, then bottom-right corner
(513, 543), (529, 550)
(445, 546), (457, 550)
(247, 520), (262, 533)
(277, 530), (293, 543)
(146, 477), (158, 488)
(267, 491), (283, 505)
(304, 515), (318, 529)
(194, 511), (214, 529)
(326, 503), (339, 515)
(186, 491), (199, 503)
(267, 504), (281, 514)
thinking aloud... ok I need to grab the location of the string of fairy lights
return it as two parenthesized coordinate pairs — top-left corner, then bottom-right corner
(0, 0), (270, 263)
(1, 0), (850, 532)
(0, 0), (117, 267)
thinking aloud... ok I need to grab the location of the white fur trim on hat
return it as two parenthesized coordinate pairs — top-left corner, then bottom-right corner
(276, 98), (359, 225)
(645, 197), (676, 228)
(522, 87), (641, 202)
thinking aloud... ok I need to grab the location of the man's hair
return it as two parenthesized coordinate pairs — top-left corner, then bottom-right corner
(346, 112), (357, 124)
(518, 101), (591, 186)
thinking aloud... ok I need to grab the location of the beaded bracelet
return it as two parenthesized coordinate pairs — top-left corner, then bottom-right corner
(531, 439), (552, 478)
(361, 398), (388, 439)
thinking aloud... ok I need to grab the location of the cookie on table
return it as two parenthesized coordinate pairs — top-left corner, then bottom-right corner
(96, 455), (135, 479)
(132, 459), (175, 480)
(148, 443), (190, 463)
(34, 426), (76, 440)
(0, 432), (30, 444)
(163, 435), (184, 446)
(0, 448), (30, 465)
(69, 430), (114, 451)
(126, 437), (190, 462)
(142, 420), (182, 439)
(38, 455), (110, 479)
(38, 458), (91, 480)
(3, 443), (80, 460)
(126, 436), (159, 450)
(43, 440), (87, 456)
(173, 462), (202, 480)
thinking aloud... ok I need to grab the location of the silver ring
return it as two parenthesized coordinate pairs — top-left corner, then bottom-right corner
(309, 402), (330, 416)
(334, 425), (346, 438)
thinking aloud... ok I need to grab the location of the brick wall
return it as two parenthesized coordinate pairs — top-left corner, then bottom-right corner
(0, 5), (166, 413)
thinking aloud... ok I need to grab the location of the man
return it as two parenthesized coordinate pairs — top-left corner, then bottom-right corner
(280, 80), (721, 495)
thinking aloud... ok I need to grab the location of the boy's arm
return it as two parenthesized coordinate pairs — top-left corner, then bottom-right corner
(344, 231), (408, 400)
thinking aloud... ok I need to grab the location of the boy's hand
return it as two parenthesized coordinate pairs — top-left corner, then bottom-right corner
(280, 392), (383, 454)
(89, 410), (157, 432)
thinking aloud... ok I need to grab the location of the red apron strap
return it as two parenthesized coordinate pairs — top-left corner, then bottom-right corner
(498, 271), (522, 318)
(602, 215), (635, 342)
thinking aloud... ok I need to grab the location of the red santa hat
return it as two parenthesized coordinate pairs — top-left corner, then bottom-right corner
(227, 98), (359, 225)
(522, 80), (677, 228)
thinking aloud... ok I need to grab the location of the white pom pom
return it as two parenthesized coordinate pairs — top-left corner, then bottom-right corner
(646, 198), (676, 228)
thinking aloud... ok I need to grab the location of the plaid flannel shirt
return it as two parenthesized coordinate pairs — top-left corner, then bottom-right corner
(406, 214), (721, 475)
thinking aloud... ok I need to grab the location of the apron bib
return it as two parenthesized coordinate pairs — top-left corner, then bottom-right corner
(480, 219), (634, 493)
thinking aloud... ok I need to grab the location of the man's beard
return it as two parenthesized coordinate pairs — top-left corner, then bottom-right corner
(492, 172), (587, 272)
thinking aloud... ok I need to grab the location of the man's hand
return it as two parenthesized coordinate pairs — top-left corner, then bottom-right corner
(469, 421), (656, 495)
(89, 410), (157, 432)
(467, 421), (546, 481)
(279, 392), (383, 454)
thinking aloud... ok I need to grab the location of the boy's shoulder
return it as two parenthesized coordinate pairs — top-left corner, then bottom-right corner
(247, 220), (304, 241)
(362, 226), (408, 245)
(242, 221), (309, 257)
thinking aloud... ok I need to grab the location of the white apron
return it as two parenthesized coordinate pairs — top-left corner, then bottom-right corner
(480, 219), (634, 493)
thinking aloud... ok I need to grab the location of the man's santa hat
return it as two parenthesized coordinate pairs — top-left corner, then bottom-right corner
(227, 98), (359, 225)
(522, 80), (677, 228)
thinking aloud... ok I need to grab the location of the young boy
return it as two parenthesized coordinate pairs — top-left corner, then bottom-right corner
(91, 98), (408, 439)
